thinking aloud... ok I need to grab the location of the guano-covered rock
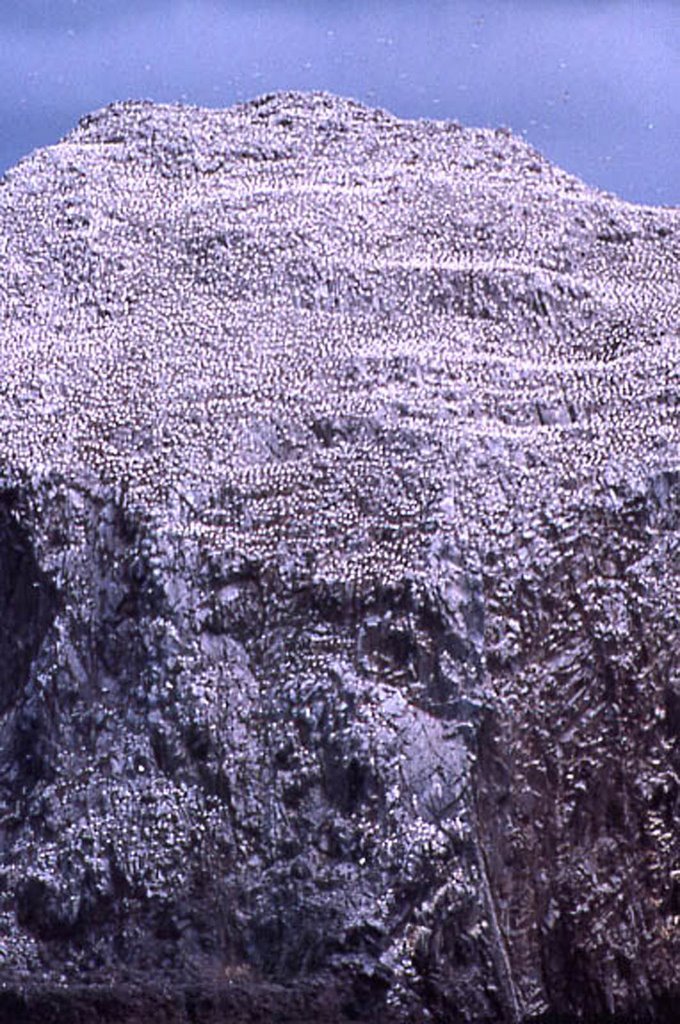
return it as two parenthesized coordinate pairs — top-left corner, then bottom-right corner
(0, 92), (677, 1023)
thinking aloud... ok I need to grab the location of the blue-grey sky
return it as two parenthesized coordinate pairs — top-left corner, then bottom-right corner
(0, 0), (677, 205)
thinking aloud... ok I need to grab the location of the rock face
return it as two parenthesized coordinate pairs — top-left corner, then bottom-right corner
(0, 92), (677, 1023)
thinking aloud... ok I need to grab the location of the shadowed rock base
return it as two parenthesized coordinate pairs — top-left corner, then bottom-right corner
(0, 981), (398, 1024)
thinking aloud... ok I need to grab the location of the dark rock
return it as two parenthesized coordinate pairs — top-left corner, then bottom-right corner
(0, 92), (677, 1022)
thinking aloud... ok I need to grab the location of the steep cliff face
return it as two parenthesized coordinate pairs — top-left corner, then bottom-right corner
(0, 92), (677, 1023)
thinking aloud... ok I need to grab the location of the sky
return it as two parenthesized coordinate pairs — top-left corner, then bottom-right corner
(0, 0), (678, 206)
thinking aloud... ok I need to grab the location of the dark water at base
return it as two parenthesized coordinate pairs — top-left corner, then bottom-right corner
(0, 985), (678, 1024)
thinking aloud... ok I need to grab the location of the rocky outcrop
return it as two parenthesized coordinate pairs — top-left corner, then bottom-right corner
(0, 92), (677, 1023)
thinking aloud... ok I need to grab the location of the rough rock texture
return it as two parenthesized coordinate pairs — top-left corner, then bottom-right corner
(0, 92), (677, 1023)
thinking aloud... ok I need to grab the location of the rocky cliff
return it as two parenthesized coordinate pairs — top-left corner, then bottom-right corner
(0, 92), (677, 1023)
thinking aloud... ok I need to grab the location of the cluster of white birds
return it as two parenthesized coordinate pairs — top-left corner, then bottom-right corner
(0, 91), (677, 1006)
(1, 91), (675, 595)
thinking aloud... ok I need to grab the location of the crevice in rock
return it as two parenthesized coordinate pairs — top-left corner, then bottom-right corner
(0, 491), (58, 797)
(0, 492), (57, 717)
